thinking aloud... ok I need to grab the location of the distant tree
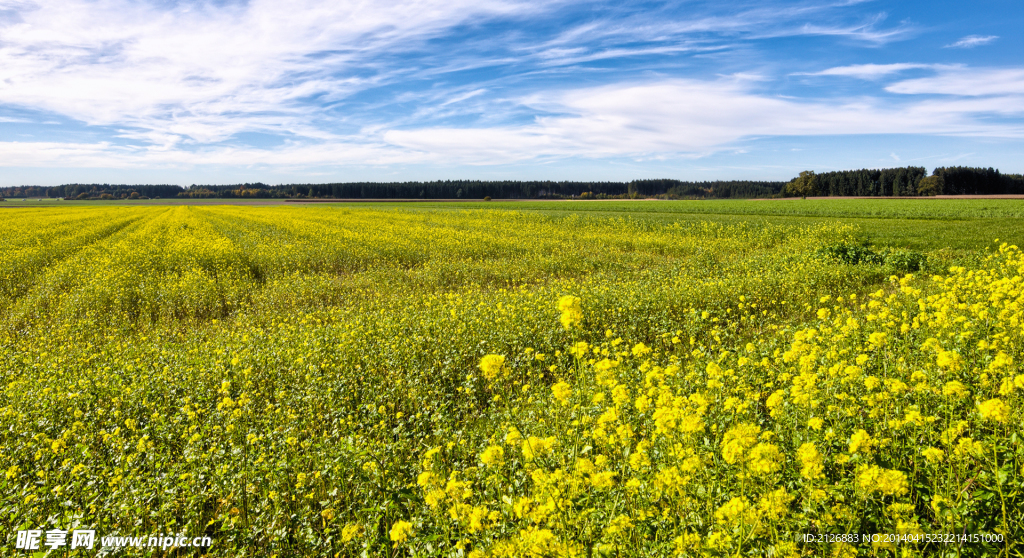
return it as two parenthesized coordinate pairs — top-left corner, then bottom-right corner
(784, 171), (818, 198)
(916, 175), (942, 196)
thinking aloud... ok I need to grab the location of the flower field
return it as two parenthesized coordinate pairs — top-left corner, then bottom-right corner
(1, 204), (1021, 557)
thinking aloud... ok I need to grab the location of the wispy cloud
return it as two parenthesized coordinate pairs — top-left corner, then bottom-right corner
(945, 35), (999, 49)
(887, 68), (1024, 96)
(796, 63), (943, 79)
(3, 70), (1024, 170)
(382, 79), (1024, 164)
(0, 0), (553, 145)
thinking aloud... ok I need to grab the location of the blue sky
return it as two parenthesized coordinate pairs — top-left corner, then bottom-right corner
(0, 0), (1021, 185)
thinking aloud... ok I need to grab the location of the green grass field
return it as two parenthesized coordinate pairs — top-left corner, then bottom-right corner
(1, 200), (1021, 557)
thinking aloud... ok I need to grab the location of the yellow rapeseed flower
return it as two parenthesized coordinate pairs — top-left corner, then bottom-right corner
(797, 442), (824, 480)
(557, 295), (583, 329)
(389, 521), (413, 543)
(551, 381), (572, 405)
(977, 398), (1009, 423)
(479, 445), (505, 467)
(478, 354), (506, 380)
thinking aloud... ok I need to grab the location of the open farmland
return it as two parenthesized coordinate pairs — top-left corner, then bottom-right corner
(1, 202), (1022, 557)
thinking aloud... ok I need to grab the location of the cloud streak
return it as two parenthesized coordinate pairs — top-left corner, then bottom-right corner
(945, 35), (999, 48)
(887, 68), (1024, 97)
(796, 63), (942, 79)
(4, 75), (1022, 170)
(385, 79), (1024, 163)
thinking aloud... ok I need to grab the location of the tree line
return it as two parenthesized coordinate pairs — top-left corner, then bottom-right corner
(2, 167), (1021, 201)
(782, 167), (1024, 198)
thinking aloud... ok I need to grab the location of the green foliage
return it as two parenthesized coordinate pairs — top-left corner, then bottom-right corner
(814, 242), (928, 272)
(783, 170), (819, 198)
(916, 176), (942, 196)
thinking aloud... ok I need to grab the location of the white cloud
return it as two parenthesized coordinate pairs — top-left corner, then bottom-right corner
(0, 138), (428, 168)
(0, 0), (918, 152)
(945, 35), (998, 48)
(798, 63), (942, 79)
(0, 0), (551, 145)
(384, 79), (1024, 164)
(887, 68), (1024, 96)
(4, 74), (1023, 170)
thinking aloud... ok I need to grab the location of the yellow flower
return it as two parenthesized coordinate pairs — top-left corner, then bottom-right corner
(425, 489), (446, 507)
(942, 381), (967, 399)
(389, 521), (413, 543)
(505, 427), (522, 446)
(478, 354), (506, 380)
(341, 523), (362, 542)
(797, 442), (824, 480)
(569, 341), (589, 358)
(714, 496), (752, 525)
(977, 398), (1009, 423)
(575, 457), (595, 475)
(921, 447), (944, 464)
(766, 390), (786, 418)
(721, 423), (760, 464)
(807, 417), (823, 430)
(518, 528), (559, 555)
(747, 443), (784, 475)
(479, 445), (505, 467)
(856, 465), (908, 496)
(674, 533), (702, 554)
(558, 295), (583, 329)
(631, 342), (651, 357)
(604, 514), (633, 536)
(590, 470), (616, 488)
(611, 384), (630, 406)
(936, 350), (963, 371)
(521, 436), (556, 461)
(468, 506), (489, 532)
(551, 381), (572, 405)
(848, 429), (874, 455)
(758, 487), (793, 520)
(628, 448), (651, 470)
(953, 437), (984, 459)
